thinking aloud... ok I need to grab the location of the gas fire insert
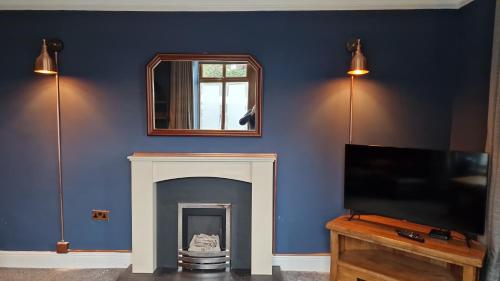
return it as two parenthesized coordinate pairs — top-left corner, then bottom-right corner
(178, 203), (231, 271)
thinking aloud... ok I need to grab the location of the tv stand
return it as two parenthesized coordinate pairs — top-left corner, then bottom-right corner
(326, 215), (486, 281)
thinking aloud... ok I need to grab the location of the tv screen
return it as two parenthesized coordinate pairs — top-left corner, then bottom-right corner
(344, 144), (489, 234)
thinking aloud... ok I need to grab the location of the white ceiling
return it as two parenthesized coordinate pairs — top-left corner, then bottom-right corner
(0, 0), (474, 11)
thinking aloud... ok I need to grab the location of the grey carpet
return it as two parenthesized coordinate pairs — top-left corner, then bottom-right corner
(281, 271), (329, 281)
(0, 268), (124, 281)
(0, 268), (328, 281)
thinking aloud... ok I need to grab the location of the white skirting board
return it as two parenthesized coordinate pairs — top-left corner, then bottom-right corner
(272, 255), (330, 272)
(0, 251), (330, 272)
(0, 251), (131, 269)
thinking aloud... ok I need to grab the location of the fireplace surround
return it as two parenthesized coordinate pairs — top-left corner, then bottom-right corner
(128, 153), (276, 275)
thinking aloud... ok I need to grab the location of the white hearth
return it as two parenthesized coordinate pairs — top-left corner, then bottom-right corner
(128, 153), (276, 275)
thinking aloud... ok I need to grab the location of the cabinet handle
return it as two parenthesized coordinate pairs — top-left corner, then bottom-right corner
(356, 279), (366, 281)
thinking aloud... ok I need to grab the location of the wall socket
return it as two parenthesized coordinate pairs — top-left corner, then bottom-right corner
(92, 210), (110, 221)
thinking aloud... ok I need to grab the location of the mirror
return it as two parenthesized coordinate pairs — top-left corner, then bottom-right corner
(146, 54), (262, 136)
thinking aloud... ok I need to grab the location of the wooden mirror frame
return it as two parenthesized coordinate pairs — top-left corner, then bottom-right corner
(146, 54), (263, 137)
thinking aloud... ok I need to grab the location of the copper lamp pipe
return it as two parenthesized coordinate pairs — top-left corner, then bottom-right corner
(349, 76), (354, 144)
(54, 51), (65, 243)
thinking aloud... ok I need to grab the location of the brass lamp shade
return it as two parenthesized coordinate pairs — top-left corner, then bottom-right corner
(34, 39), (57, 75)
(347, 39), (369, 76)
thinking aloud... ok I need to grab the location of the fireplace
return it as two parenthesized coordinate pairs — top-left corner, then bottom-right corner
(128, 153), (276, 275)
(178, 203), (231, 271)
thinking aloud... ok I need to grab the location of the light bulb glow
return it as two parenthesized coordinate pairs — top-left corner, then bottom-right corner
(347, 69), (369, 76)
(34, 69), (57, 75)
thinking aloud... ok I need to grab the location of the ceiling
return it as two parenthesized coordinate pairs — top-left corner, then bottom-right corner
(0, 0), (474, 11)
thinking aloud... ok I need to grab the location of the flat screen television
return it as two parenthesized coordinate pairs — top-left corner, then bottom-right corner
(344, 144), (489, 234)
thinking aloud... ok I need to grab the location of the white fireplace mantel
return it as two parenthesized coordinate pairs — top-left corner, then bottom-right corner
(128, 152), (276, 275)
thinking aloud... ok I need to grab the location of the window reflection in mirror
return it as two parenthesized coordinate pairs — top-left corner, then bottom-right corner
(152, 60), (259, 132)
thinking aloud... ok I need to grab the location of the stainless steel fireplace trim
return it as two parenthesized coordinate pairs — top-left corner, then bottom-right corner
(179, 262), (229, 271)
(177, 202), (231, 257)
(178, 250), (229, 257)
(180, 256), (230, 264)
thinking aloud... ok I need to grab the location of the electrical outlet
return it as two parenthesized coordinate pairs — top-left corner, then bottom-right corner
(92, 210), (110, 221)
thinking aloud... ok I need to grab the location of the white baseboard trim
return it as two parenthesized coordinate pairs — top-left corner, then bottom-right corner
(0, 251), (329, 272)
(272, 255), (330, 272)
(0, 251), (131, 268)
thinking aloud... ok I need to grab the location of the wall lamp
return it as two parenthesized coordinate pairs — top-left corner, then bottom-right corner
(34, 38), (69, 254)
(346, 38), (369, 144)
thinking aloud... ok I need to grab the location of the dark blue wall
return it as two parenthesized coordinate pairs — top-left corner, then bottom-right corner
(0, 2), (493, 253)
(450, 0), (496, 151)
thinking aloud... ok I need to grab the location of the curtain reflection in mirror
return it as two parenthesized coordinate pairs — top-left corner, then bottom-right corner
(169, 61), (194, 129)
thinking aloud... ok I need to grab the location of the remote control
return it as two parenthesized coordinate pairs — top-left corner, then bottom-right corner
(396, 229), (425, 243)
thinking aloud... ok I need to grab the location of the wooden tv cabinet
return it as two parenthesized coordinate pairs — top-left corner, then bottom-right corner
(326, 215), (486, 281)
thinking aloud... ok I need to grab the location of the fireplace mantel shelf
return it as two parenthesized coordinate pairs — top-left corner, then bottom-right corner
(128, 152), (277, 162)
